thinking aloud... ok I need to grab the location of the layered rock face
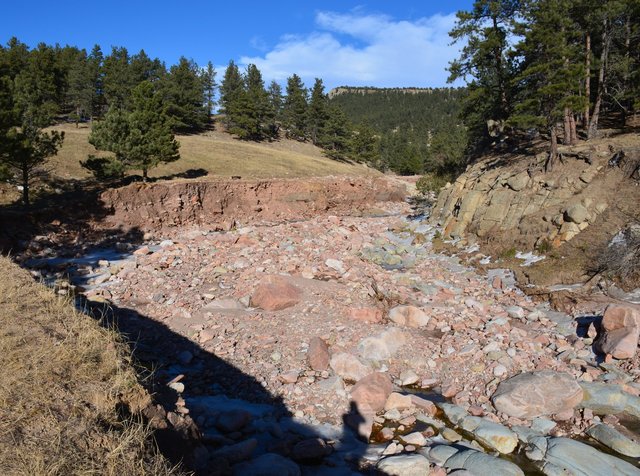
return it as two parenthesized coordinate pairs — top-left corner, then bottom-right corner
(430, 139), (639, 249)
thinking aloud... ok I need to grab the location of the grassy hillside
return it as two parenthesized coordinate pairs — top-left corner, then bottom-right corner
(0, 256), (178, 475)
(46, 123), (378, 180)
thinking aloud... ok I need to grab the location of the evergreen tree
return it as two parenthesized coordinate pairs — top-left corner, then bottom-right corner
(219, 60), (243, 128)
(65, 48), (93, 125)
(130, 49), (165, 84)
(306, 78), (329, 145)
(89, 81), (179, 181)
(162, 56), (208, 132)
(87, 45), (104, 119)
(282, 74), (308, 140)
(349, 122), (380, 166)
(102, 47), (132, 108)
(318, 105), (350, 160)
(448, 0), (521, 146)
(227, 64), (274, 140)
(267, 80), (283, 122)
(510, 0), (586, 170)
(202, 61), (217, 119)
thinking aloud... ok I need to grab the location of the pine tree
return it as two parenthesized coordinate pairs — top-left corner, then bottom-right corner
(319, 105), (350, 160)
(448, 0), (521, 146)
(306, 78), (329, 145)
(219, 60), (243, 128)
(162, 57), (208, 132)
(267, 80), (283, 123)
(65, 48), (93, 125)
(510, 0), (586, 171)
(89, 81), (179, 181)
(227, 64), (274, 140)
(87, 45), (104, 119)
(202, 61), (217, 119)
(349, 122), (380, 166)
(102, 47), (132, 108)
(282, 74), (308, 140)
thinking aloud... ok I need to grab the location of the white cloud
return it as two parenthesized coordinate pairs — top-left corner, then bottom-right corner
(239, 11), (462, 89)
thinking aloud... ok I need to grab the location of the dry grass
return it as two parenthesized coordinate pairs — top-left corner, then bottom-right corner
(46, 123), (377, 180)
(0, 256), (180, 476)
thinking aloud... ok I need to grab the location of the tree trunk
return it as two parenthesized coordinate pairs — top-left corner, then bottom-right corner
(584, 33), (591, 128)
(22, 165), (29, 207)
(142, 168), (148, 182)
(563, 108), (572, 145)
(622, 14), (631, 127)
(492, 15), (508, 120)
(546, 125), (559, 173)
(570, 113), (578, 145)
(588, 18), (611, 139)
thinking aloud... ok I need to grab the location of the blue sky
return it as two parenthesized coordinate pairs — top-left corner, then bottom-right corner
(1, 1), (473, 89)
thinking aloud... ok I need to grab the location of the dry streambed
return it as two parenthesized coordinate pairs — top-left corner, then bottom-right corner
(19, 192), (640, 475)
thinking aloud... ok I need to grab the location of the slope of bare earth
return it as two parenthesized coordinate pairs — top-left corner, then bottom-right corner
(0, 256), (179, 475)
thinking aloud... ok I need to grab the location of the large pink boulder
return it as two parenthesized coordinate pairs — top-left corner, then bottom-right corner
(595, 304), (640, 359)
(348, 372), (393, 440)
(492, 371), (583, 419)
(250, 275), (302, 311)
(307, 337), (330, 371)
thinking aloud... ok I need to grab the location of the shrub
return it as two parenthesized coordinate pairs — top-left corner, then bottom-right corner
(416, 173), (451, 195)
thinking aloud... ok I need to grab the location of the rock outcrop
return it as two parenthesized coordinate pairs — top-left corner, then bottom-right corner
(430, 138), (639, 250)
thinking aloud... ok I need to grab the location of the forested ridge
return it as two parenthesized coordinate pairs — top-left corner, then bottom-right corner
(1, 0), (639, 205)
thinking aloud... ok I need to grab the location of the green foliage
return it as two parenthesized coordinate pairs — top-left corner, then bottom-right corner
(307, 78), (329, 145)
(161, 57), (208, 132)
(448, 0), (520, 146)
(282, 74), (308, 140)
(349, 123), (380, 165)
(226, 64), (275, 141)
(416, 174), (452, 194)
(202, 61), (216, 118)
(317, 105), (351, 161)
(89, 81), (179, 180)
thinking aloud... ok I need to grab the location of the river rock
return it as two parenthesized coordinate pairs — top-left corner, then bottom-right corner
(329, 352), (371, 382)
(579, 381), (640, 418)
(351, 372), (393, 413)
(233, 453), (301, 476)
(595, 304), (640, 359)
(535, 437), (640, 476)
(308, 337), (330, 371)
(388, 305), (431, 327)
(250, 275), (302, 311)
(358, 327), (407, 361)
(376, 454), (431, 476)
(442, 448), (525, 476)
(290, 437), (332, 462)
(492, 371), (583, 419)
(586, 423), (640, 457)
(459, 416), (518, 454)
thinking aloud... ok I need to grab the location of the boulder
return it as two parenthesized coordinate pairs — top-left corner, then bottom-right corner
(507, 171), (530, 192)
(350, 372), (393, 414)
(358, 327), (407, 361)
(535, 437), (640, 476)
(586, 423), (640, 458)
(329, 352), (371, 382)
(492, 371), (583, 419)
(579, 382), (640, 418)
(250, 275), (302, 311)
(388, 305), (431, 327)
(459, 416), (518, 454)
(376, 454), (431, 476)
(441, 448), (525, 476)
(595, 304), (640, 359)
(564, 203), (589, 224)
(307, 337), (330, 371)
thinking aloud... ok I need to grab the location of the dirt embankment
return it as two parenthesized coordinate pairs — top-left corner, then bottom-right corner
(100, 176), (407, 232)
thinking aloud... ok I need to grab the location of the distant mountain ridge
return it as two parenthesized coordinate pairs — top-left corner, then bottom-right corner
(328, 86), (449, 99)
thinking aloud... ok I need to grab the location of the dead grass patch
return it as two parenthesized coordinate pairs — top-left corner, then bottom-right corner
(0, 256), (180, 475)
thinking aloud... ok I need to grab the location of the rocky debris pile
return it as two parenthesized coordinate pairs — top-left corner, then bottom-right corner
(22, 198), (640, 474)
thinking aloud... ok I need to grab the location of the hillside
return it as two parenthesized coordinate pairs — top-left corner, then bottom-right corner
(329, 87), (464, 134)
(0, 256), (179, 475)
(46, 122), (378, 181)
